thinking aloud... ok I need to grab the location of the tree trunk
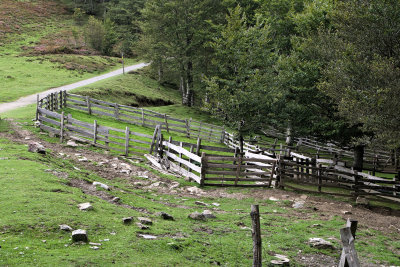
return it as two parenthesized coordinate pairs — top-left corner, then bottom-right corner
(353, 145), (364, 172)
(239, 135), (244, 155)
(285, 125), (293, 146)
(182, 60), (194, 107)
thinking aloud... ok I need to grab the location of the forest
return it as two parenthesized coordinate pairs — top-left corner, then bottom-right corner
(62, 0), (400, 167)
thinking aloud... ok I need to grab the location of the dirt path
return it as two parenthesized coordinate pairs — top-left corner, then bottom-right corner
(0, 62), (149, 114)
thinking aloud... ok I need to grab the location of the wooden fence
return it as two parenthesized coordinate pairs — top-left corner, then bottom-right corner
(37, 107), (153, 157)
(61, 92), (225, 144)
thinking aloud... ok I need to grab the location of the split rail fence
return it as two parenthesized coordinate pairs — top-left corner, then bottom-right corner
(36, 91), (400, 201)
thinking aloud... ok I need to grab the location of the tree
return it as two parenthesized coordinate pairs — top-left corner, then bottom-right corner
(204, 7), (276, 152)
(317, 0), (400, 167)
(85, 16), (116, 55)
(139, 0), (225, 106)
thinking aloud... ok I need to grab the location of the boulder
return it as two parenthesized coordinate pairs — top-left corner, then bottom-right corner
(156, 212), (174, 221)
(292, 201), (305, 209)
(202, 210), (216, 219)
(308, 238), (335, 250)
(188, 212), (206, 221)
(28, 142), (46, 154)
(59, 224), (73, 232)
(72, 229), (88, 243)
(136, 223), (149, 230)
(122, 217), (133, 224)
(195, 201), (208, 206)
(138, 217), (152, 225)
(77, 202), (93, 211)
(66, 140), (78, 147)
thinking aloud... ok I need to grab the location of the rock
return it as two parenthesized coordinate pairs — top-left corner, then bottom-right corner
(120, 163), (132, 170)
(169, 182), (180, 189)
(28, 142), (46, 154)
(89, 242), (101, 246)
(311, 224), (322, 228)
(342, 210), (352, 215)
(123, 217), (133, 224)
(292, 201), (305, 209)
(72, 229), (88, 243)
(188, 212), (206, 221)
(77, 202), (93, 211)
(270, 254), (290, 266)
(269, 197), (279, 201)
(90, 246), (99, 250)
(93, 182), (110, 191)
(186, 186), (204, 195)
(212, 203), (220, 207)
(356, 196), (369, 205)
(48, 132), (56, 138)
(308, 238), (335, 250)
(119, 169), (131, 174)
(156, 212), (174, 220)
(136, 223), (149, 230)
(195, 201), (208, 206)
(59, 224), (73, 232)
(138, 234), (157, 240)
(300, 194), (308, 200)
(138, 217), (152, 225)
(202, 210), (216, 219)
(78, 157), (88, 162)
(0, 157), (9, 160)
(111, 197), (120, 203)
(24, 137), (31, 140)
(66, 140), (78, 147)
(73, 166), (80, 171)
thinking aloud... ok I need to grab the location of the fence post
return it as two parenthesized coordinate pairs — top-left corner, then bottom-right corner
(54, 91), (58, 110)
(196, 137), (201, 156)
(59, 90), (63, 109)
(200, 152), (206, 186)
(50, 93), (54, 111)
(93, 120), (98, 145)
(185, 119), (190, 138)
(278, 155), (284, 189)
(63, 91), (67, 107)
(339, 219), (360, 267)
(164, 114), (169, 133)
(86, 96), (92, 115)
(124, 126), (130, 156)
(105, 129), (110, 150)
(149, 125), (160, 154)
(60, 111), (65, 143)
(353, 170), (359, 199)
(141, 108), (145, 126)
(250, 205), (262, 267)
(179, 142), (183, 167)
(36, 95), (39, 121)
(114, 103), (120, 120)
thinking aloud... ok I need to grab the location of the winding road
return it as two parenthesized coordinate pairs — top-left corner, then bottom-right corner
(0, 62), (149, 114)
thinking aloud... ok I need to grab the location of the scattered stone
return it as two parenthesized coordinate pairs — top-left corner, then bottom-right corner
(123, 217), (133, 224)
(24, 137), (31, 140)
(59, 224), (73, 232)
(308, 238), (335, 250)
(120, 163), (131, 170)
(73, 166), (80, 171)
(138, 234), (157, 240)
(89, 242), (102, 246)
(78, 157), (88, 162)
(188, 212), (206, 221)
(156, 212), (174, 220)
(28, 142), (46, 154)
(66, 140), (78, 147)
(202, 210), (216, 219)
(292, 201), (305, 209)
(282, 195), (290, 198)
(111, 197), (120, 203)
(77, 202), (93, 211)
(356, 196), (369, 206)
(212, 203), (220, 207)
(136, 223), (149, 230)
(42, 240), (46, 243)
(72, 229), (88, 243)
(195, 201), (208, 206)
(103, 239), (110, 242)
(311, 224), (322, 228)
(119, 169), (131, 174)
(93, 182), (110, 191)
(48, 132), (56, 138)
(270, 254), (290, 266)
(169, 182), (180, 189)
(90, 246), (99, 250)
(186, 186), (205, 195)
(58, 153), (65, 157)
(300, 194), (308, 200)
(137, 171), (149, 179)
(269, 197), (279, 201)
(138, 217), (152, 225)
(0, 157), (9, 160)
(342, 210), (352, 215)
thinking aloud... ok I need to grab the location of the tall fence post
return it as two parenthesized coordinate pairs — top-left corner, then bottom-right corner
(196, 137), (202, 156)
(114, 103), (120, 120)
(339, 219), (360, 267)
(149, 125), (160, 154)
(86, 96), (92, 115)
(59, 90), (63, 109)
(93, 120), (98, 145)
(63, 90), (67, 107)
(60, 111), (65, 143)
(124, 126), (130, 156)
(200, 152), (206, 186)
(250, 205), (262, 267)
(164, 114), (169, 133)
(185, 119), (190, 138)
(36, 94), (39, 121)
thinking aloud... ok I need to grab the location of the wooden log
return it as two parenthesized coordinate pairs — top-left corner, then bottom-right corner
(185, 119), (190, 138)
(251, 205), (262, 267)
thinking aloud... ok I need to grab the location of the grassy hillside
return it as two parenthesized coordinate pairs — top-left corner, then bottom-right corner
(0, 0), (134, 103)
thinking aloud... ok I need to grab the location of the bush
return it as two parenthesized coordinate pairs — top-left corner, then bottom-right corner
(84, 16), (116, 56)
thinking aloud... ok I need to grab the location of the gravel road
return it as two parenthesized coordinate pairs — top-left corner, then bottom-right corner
(0, 62), (149, 114)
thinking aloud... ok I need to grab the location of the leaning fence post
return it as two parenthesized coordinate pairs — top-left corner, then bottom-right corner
(339, 219), (360, 267)
(124, 126), (130, 156)
(149, 125), (159, 154)
(250, 205), (262, 267)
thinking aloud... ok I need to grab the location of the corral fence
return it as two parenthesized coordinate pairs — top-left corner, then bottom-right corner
(36, 91), (400, 202)
(38, 90), (225, 144)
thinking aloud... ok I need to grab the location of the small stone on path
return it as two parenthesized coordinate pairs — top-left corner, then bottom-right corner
(111, 197), (120, 203)
(269, 197), (279, 201)
(292, 201), (305, 209)
(78, 157), (88, 162)
(212, 203), (220, 207)
(28, 142), (46, 154)
(90, 246), (99, 250)
(342, 210), (352, 215)
(66, 140), (78, 147)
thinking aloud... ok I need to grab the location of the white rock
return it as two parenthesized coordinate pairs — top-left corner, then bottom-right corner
(212, 203), (220, 207)
(138, 234), (157, 240)
(186, 186), (204, 195)
(77, 202), (93, 211)
(269, 197), (279, 201)
(28, 142), (46, 154)
(59, 224), (73, 231)
(308, 238), (335, 249)
(202, 210), (216, 219)
(78, 157), (88, 162)
(93, 182), (110, 191)
(292, 201), (305, 209)
(66, 140), (78, 147)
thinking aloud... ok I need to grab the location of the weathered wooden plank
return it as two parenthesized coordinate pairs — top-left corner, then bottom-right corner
(40, 124), (60, 134)
(169, 161), (201, 184)
(39, 115), (61, 127)
(205, 177), (270, 182)
(66, 103), (89, 112)
(165, 150), (201, 173)
(163, 141), (202, 163)
(67, 98), (86, 105)
(38, 108), (62, 119)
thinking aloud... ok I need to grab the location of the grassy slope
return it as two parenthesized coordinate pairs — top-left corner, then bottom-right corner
(0, 0), (136, 103)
